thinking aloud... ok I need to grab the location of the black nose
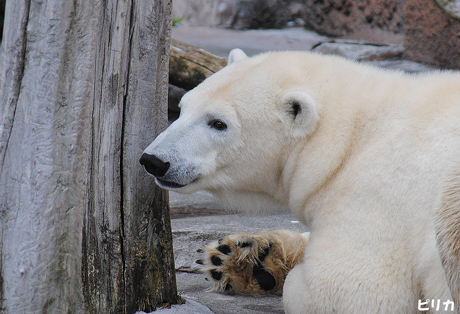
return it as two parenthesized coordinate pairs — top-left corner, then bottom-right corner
(139, 153), (170, 177)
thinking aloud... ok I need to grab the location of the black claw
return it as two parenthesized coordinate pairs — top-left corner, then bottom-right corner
(211, 269), (223, 281)
(217, 244), (232, 255)
(196, 248), (203, 253)
(224, 283), (232, 291)
(258, 243), (272, 262)
(211, 255), (223, 266)
(196, 259), (203, 265)
(238, 241), (252, 248)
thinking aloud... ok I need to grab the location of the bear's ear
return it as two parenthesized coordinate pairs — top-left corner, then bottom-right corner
(227, 48), (248, 65)
(281, 91), (320, 138)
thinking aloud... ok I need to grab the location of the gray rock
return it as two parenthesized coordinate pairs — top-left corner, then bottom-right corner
(434, 0), (460, 20)
(311, 41), (435, 72)
(312, 41), (404, 62)
(363, 60), (436, 73)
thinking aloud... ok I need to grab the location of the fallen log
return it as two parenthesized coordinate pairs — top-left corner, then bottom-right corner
(169, 38), (227, 91)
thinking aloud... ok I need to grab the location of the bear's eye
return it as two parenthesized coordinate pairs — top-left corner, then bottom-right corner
(208, 119), (227, 131)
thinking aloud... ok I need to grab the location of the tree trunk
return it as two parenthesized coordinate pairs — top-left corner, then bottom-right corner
(0, 0), (178, 313)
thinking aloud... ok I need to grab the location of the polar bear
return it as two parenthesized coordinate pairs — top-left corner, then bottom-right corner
(140, 49), (460, 313)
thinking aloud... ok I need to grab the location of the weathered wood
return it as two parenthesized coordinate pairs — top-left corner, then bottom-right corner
(169, 38), (227, 90)
(0, 1), (97, 312)
(121, 1), (179, 312)
(0, 0), (177, 313)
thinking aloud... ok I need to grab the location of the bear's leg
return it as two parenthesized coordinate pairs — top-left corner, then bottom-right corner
(283, 263), (312, 314)
(283, 256), (422, 314)
(200, 230), (308, 295)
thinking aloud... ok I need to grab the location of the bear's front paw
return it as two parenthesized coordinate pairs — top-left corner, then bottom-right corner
(198, 230), (309, 295)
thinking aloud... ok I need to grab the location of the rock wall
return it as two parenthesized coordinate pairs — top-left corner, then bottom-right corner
(172, 0), (306, 28)
(173, 0), (405, 34)
(302, 0), (405, 37)
(404, 0), (460, 69)
(172, 0), (460, 69)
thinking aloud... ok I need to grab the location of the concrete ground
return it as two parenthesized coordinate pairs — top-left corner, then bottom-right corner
(171, 25), (434, 72)
(138, 25), (435, 314)
(172, 209), (307, 314)
(139, 190), (306, 314)
(169, 190), (307, 314)
(171, 26), (328, 57)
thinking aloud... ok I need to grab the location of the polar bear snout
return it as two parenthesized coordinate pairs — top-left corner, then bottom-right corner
(139, 150), (199, 190)
(139, 153), (170, 178)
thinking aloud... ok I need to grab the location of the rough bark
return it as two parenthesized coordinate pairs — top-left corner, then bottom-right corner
(0, 0), (177, 313)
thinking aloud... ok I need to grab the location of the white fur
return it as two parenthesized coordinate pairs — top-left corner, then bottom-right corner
(143, 50), (460, 313)
(281, 90), (320, 138)
(227, 48), (248, 65)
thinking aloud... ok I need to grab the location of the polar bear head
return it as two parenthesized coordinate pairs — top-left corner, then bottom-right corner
(140, 49), (321, 208)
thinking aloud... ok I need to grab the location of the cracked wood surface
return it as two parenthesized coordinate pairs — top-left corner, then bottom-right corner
(0, 0), (177, 313)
